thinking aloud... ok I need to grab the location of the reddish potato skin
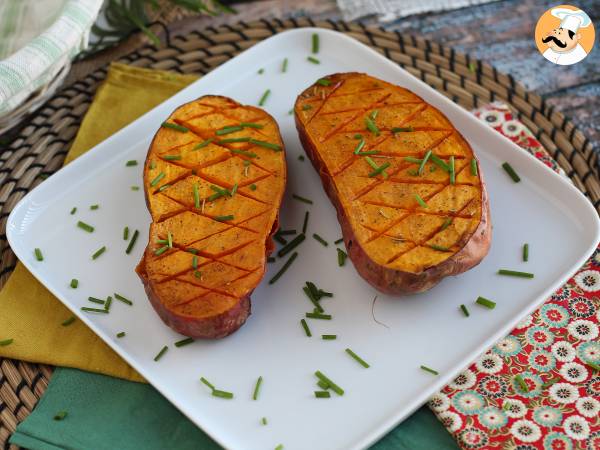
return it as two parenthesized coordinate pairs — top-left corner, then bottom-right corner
(294, 79), (491, 294)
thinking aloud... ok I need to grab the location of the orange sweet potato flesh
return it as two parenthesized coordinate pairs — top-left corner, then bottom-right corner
(136, 95), (286, 338)
(295, 73), (491, 294)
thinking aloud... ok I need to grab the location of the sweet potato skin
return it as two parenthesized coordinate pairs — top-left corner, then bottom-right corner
(137, 95), (285, 337)
(295, 73), (491, 294)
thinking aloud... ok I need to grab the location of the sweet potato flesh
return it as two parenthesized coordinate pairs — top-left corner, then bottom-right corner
(138, 96), (285, 334)
(295, 73), (483, 274)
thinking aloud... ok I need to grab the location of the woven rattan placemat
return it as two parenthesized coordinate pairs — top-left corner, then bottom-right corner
(1, 18), (599, 449)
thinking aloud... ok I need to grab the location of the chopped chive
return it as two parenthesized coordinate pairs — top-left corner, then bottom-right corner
(131, 185), (140, 191)
(258, 68), (264, 74)
(70, 279), (78, 289)
(125, 230), (139, 254)
(315, 371), (344, 396)
(117, 332), (126, 338)
(192, 183), (200, 209)
(345, 348), (370, 368)
(460, 304), (470, 317)
(150, 172), (165, 187)
(322, 335), (337, 340)
(337, 248), (347, 267)
(161, 122), (188, 133)
(476, 296), (496, 309)
(279, 229), (297, 235)
(192, 255), (198, 270)
(90, 204), (99, 210)
(34, 248), (44, 261)
(249, 184), (257, 191)
(502, 162), (521, 182)
(218, 137), (251, 144)
(194, 270), (202, 279)
(440, 217), (453, 231)
(471, 158), (478, 176)
(300, 318), (312, 337)
(353, 138), (366, 154)
(302, 105), (312, 111)
(158, 184), (170, 192)
(149, 161), (156, 169)
(114, 293), (133, 305)
(88, 297), (105, 305)
(275, 233), (287, 245)
(275, 445), (284, 450)
(258, 89), (271, 106)
(154, 245), (169, 256)
(315, 391), (330, 398)
(187, 248), (198, 254)
(163, 155), (182, 162)
(368, 162), (390, 178)
(277, 234), (305, 258)
(428, 244), (451, 252)
(249, 138), (282, 151)
(306, 281), (320, 300)
(261, 417), (268, 425)
(312, 33), (319, 53)
(391, 126), (414, 133)
(357, 150), (380, 156)
(334, 238), (343, 245)
(104, 296), (113, 311)
(81, 307), (108, 314)
(312, 233), (328, 247)
(167, 231), (173, 248)
(123, 226), (129, 240)
(302, 211), (309, 234)
(77, 221), (94, 233)
(212, 389), (234, 399)
(317, 380), (329, 390)
(269, 251), (298, 284)
(523, 243), (529, 262)
(498, 269), (534, 278)
(303, 286), (324, 313)
(230, 148), (258, 158)
(318, 290), (333, 298)
(240, 122), (263, 129)
(414, 194), (428, 208)
(216, 125), (244, 136)
(292, 194), (313, 204)
(420, 365), (439, 375)
(307, 56), (320, 64)
(174, 337), (194, 347)
(252, 376), (263, 400)
(155, 239), (168, 245)
(281, 57), (288, 72)
(53, 411), (67, 421)
(0, 339), (14, 346)
(370, 110), (379, 120)
(430, 154), (450, 172)
(126, 160), (137, 167)
(214, 215), (234, 222)
(91, 246), (106, 260)
(514, 374), (528, 392)
(200, 377), (215, 390)
(317, 78), (331, 86)
(449, 156), (455, 184)
(194, 138), (214, 150)
(306, 312), (332, 320)
(365, 156), (379, 170)
(153, 345), (168, 361)
(267, 257), (275, 263)
(62, 316), (76, 326)
(365, 116), (380, 136)
(70, 207), (77, 215)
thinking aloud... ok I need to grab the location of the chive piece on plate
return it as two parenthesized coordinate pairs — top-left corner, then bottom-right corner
(420, 365), (439, 376)
(252, 376), (263, 400)
(430, 154), (450, 172)
(404, 156), (422, 164)
(230, 149), (257, 158)
(167, 231), (173, 248)
(154, 245), (169, 256)
(249, 184), (257, 191)
(315, 371), (344, 396)
(88, 297), (105, 305)
(261, 417), (268, 425)
(77, 221), (94, 233)
(502, 162), (521, 182)
(322, 335), (337, 340)
(70, 207), (77, 215)
(125, 230), (139, 255)
(418, 150), (432, 175)
(192, 255), (198, 270)
(514, 374), (529, 392)
(267, 256), (275, 263)
(364, 116), (380, 136)
(303, 286), (323, 313)
(275, 445), (284, 450)
(153, 346), (168, 362)
(317, 78), (331, 86)
(292, 194), (313, 204)
(307, 56), (320, 64)
(194, 139), (213, 150)
(91, 246), (106, 260)
(278, 234), (306, 258)
(300, 318), (312, 337)
(53, 411), (68, 421)
(117, 332), (126, 338)
(449, 156), (456, 184)
(281, 57), (288, 73)
(33, 248), (44, 261)
(476, 296), (496, 309)
(175, 337), (194, 347)
(315, 391), (330, 398)
(302, 105), (312, 111)
(216, 125), (243, 136)
(345, 348), (370, 368)
(312, 33), (319, 53)
(414, 194), (428, 208)
(123, 226), (129, 240)
(440, 217), (453, 231)
(81, 307), (108, 314)
(258, 68), (264, 74)
(114, 293), (133, 305)
(150, 172), (165, 187)
(391, 126), (414, 133)
(334, 238), (343, 245)
(200, 377), (215, 390)
(312, 233), (328, 247)
(90, 204), (99, 210)
(149, 161), (156, 169)
(298, 154), (305, 160)
(163, 154), (182, 161)
(353, 138), (366, 154)
(317, 380), (329, 390)
(368, 162), (390, 178)
(428, 244), (451, 252)
(126, 160), (137, 167)
(471, 158), (478, 176)
(212, 390), (234, 399)
(258, 89), (271, 106)
(218, 137), (251, 145)
(268, 252), (298, 284)
(460, 304), (470, 317)
(131, 186), (140, 191)
(337, 248), (347, 267)
(0, 339), (14, 346)
(498, 269), (534, 278)
(70, 279), (78, 289)
(104, 296), (113, 311)
(305, 312), (332, 320)
(279, 229), (297, 236)
(161, 122), (188, 133)
(249, 139), (282, 151)
(214, 215), (234, 222)
(302, 211), (309, 234)
(523, 243), (529, 262)
(61, 316), (76, 326)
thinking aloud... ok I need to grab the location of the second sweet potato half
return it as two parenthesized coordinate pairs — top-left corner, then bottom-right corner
(136, 95), (286, 338)
(294, 73), (491, 294)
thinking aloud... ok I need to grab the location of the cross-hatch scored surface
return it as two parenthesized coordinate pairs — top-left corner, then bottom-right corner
(296, 73), (483, 274)
(141, 96), (285, 318)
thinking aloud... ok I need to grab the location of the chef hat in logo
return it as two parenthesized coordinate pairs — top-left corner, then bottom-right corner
(551, 7), (592, 33)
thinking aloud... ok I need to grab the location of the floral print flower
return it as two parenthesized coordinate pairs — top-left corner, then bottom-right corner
(501, 120), (524, 137)
(543, 432), (572, 450)
(429, 393), (449, 412)
(567, 319), (598, 341)
(577, 341), (600, 365)
(575, 396), (600, 418)
(540, 303), (570, 327)
(585, 376), (600, 397)
(559, 362), (588, 383)
(475, 353), (503, 374)
(525, 326), (555, 348)
(551, 341), (576, 363)
(510, 419), (542, 443)
(494, 335), (521, 356)
(511, 372), (543, 398)
(551, 286), (572, 302)
(533, 405), (562, 427)
(589, 431), (600, 450)
(567, 296), (596, 318)
(516, 314), (533, 329)
(477, 375), (508, 399)
(528, 349), (555, 372)
(500, 398), (526, 419)
(437, 411), (462, 432)
(574, 269), (600, 292)
(563, 415), (590, 441)
(452, 390), (485, 415)
(478, 406), (507, 430)
(459, 427), (489, 449)
(448, 369), (476, 390)
(479, 110), (504, 127)
(549, 382), (579, 404)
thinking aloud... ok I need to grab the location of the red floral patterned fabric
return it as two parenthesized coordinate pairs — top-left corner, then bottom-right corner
(429, 102), (600, 450)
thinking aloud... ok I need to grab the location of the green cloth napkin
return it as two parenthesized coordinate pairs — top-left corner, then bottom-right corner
(11, 368), (456, 450)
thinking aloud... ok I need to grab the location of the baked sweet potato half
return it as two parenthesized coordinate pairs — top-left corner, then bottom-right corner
(294, 73), (491, 294)
(136, 95), (286, 338)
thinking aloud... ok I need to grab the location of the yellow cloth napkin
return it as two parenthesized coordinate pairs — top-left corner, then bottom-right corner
(0, 63), (199, 382)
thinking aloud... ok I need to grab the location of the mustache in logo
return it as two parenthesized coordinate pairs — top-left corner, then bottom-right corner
(542, 35), (567, 48)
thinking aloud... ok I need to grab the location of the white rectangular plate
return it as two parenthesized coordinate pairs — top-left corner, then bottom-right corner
(7, 29), (600, 450)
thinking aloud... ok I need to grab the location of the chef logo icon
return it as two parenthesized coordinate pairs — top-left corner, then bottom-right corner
(535, 5), (595, 66)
